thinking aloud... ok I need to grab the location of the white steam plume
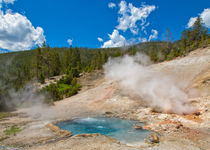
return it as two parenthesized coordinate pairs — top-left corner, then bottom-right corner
(104, 53), (196, 115)
(6, 83), (46, 108)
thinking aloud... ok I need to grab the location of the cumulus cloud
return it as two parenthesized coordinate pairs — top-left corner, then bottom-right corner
(139, 37), (147, 42)
(187, 17), (197, 28)
(108, 2), (116, 8)
(200, 8), (210, 28)
(97, 37), (103, 42)
(0, 0), (15, 9)
(0, 0), (45, 51)
(67, 39), (73, 46)
(101, 1), (156, 48)
(149, 29), (158, 41)
(187, 8), (210, 28)
(0, 12), (45, 51)
(117, 1), (156, 34)
(102, 29), (127, 48)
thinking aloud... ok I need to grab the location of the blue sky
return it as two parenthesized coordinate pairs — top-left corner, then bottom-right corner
(0, 0), (209, 51)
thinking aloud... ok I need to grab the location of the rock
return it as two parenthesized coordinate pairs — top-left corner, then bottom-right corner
(59, 130), (72, 138)
(46, 123), (60, 133)
(40, 137), (52, 144)
(194, 111), (201, 116)
(73, 134), (120, 144)
(144, 124), (152, 130)
(46, 123), (72, 138)
(74, 133), (101, 138)
(133, 124), (143, 130)
(146, 133), (159, 143)
(175, 123), (183, 129)
(105, 111), (113, 115)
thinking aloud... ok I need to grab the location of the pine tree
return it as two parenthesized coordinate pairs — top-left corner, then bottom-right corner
(191, 17), (202, 42)
(71, 48), (81, 69)
(166, 28), (172, 49)
(191, 17), (208, 49)
(43, 44), (51, 78)
(34, 46), (42, 79)
(64, 49), (72, 69)
(50, 50), (61, 76)
(39, 71), (45, 84)
(181, 29), (187, 51)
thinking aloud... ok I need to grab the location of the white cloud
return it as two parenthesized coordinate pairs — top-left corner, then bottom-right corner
(141, 22), (150, 31)
(0, 11), (45, 51)
(117, 1), (156, 35)
(102, 1), (156, 48)
(97, 37), (103, 42)
(0, 0), (45, 51)
(139, 37), (147, 42)
(187, 8), (210, 28)
(200, 8), (210, 28)
(149, 29), (158, 41)
(67, 39), (73, 46)
(0, 0), (15, 9)
(2, 0), (15, 3)
(187, 17), (197, 28)
(102, 29), (127, 48)
(119, 0), (127, 15)
(108, 2), (116, 8)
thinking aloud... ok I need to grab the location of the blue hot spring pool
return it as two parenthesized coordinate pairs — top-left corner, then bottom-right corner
(56, 117), (151, 143)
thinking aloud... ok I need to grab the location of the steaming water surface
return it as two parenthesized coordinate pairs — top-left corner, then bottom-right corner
(57, 117), (151, 143)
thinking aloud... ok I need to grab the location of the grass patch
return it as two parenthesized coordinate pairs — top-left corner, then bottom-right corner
(0, 112), (13, 121)
(4, 126), (21, 135)
(0, 136), (8, 141)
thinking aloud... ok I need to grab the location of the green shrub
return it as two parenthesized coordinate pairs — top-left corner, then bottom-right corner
(0, 112), (13, 121)
(39, 72), (45, 84)
(4, 126), (21, 135)
(43, 76), (81, 102)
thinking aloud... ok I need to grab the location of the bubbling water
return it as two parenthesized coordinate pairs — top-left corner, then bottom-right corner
(57, 117), (151, 143)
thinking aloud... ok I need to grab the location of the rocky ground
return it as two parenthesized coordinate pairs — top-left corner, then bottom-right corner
(0, 47), (209, 150)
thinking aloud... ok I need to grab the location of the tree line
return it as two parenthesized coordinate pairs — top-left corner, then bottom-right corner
(0, 17), (209, 110)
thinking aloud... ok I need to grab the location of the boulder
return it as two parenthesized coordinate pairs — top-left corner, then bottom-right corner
(146, 133), (159, 143)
